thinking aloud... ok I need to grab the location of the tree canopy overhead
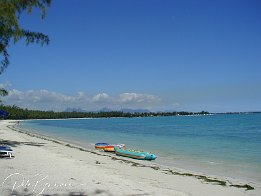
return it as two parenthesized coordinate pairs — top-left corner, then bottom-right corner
(0, 0), (51, 75)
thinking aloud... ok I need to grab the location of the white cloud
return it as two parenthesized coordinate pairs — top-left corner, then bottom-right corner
(119, 93), (160, 104)
(2, 89), (162, 111)
(172, 102), (180, 106)
(92, 93), (110, 102)
(0, 81), (11, 89)
(77, 91), (86, 98)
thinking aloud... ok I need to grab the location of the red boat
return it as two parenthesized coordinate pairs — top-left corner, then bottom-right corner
(103, 145), (115, 152)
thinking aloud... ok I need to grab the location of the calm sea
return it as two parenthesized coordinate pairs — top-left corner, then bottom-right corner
(21, 113), (261, 183)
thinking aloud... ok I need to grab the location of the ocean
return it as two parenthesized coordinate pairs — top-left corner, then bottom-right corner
(21, 113), (261, 183)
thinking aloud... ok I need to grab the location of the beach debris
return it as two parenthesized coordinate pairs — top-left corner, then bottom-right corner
(163, 169), (255, 190)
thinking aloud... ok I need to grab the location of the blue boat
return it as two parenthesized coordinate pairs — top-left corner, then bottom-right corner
(114, 147), (156, 160)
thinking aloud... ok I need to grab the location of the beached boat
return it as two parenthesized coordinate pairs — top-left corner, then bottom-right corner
(95, 143), (109, 149)
(104, 144), (126, 152)
(104, 145), (115, 152)
(114, 147), (156, 160)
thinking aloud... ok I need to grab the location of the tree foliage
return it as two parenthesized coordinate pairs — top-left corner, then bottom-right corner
(0, 0), (51, 75)
(0, 88), (8, 101)
(0, 104), (210, 120)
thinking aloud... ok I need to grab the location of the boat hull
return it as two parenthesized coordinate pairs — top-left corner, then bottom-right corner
(115, 151), (146, 159)
(95, 143), (109, 149)
(115, 147), (156, 160)
(104, 145), (115, 152)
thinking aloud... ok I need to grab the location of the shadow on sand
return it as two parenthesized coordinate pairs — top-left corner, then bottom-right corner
(2, 189), (113, 196)
(0, 139), (46, 148)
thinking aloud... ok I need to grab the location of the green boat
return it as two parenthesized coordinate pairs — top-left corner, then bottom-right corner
(114, 147), (156, 160)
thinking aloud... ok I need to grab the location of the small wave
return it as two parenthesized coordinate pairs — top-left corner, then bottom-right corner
(207, 161), (223, 165)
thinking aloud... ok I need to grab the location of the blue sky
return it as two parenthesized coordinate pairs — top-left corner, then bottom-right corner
(1, 0), (261, 112)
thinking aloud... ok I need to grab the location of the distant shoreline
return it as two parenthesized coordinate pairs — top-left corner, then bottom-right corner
(2, 104), (261, 120)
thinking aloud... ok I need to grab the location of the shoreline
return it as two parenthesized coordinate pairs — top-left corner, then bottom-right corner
(20, 118), (261, 185)
(1, 120), (260, 196)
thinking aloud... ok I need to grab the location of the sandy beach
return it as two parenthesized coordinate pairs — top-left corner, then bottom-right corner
(0, 120), (260, 196)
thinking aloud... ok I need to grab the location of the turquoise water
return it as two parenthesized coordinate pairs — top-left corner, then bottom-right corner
(22, 114), (261, 183)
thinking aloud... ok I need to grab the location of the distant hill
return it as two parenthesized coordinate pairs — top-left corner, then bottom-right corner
(64, 108), (87, 112)
(99, 107), (114, 112)
(99, 107), (150, 114)
(121, 108), (150, 113)
(64, 107), (150, 113)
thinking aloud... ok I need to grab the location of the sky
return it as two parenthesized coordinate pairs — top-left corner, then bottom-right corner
(1, 0), (261, 112)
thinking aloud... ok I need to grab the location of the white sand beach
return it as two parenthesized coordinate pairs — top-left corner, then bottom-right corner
(0, 120), (260, 196)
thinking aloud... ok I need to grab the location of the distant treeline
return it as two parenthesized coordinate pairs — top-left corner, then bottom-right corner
(0, 105), (210, 120)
